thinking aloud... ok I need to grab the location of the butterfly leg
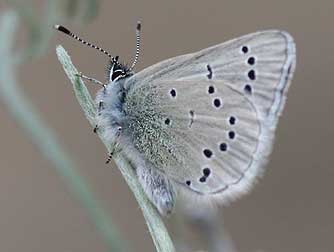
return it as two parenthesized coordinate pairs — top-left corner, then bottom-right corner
(136, 165), (175, 215)
(93, 125), (99, 133)
(105, 126), (122, 163)
(94, 101), (105, 133)
(76, 72), (106, 89)
(105, 152), (113, 164)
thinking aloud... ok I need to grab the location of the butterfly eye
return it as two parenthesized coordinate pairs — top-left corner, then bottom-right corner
(111, 70), (124, 81)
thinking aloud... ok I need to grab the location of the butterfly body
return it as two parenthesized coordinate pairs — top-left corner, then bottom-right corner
(96, 76), (177, 215)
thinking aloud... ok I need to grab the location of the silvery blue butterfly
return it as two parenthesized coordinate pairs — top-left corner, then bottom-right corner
(55, 22), (296, 215)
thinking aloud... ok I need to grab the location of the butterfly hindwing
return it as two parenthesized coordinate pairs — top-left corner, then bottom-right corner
(124, 80), (260, 196)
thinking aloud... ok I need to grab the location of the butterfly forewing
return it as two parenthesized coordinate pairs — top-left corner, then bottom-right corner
(123, 30), (296, 202)
(127, 30), (295, 118)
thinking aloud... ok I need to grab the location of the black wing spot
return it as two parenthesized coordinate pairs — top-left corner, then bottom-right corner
(203, 168), (211, 177)
(189, 110), (195, 128)
(164, 118), (171, 125)
(199, 176), (207, 183)
(170, 89), (177, 97)
(244, 84), (252, 94)
(229, 116), (236, 125)
(248, 70), (256, 80)
(213, 98), (222, 108)
(111, 70), (125, 82)
(219, 143), (228, 151)
(203, 149), (213, 158)
(208, 85), (215, 94)
(228, 131), (236, 139)
(241, 46), (249, 54)
(206, 64), (213, 79)
(186, 180), (191, 186)
(248, 57), (255, 65)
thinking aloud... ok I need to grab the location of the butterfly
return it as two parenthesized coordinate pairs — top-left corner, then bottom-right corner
(55, 22), (296, 215)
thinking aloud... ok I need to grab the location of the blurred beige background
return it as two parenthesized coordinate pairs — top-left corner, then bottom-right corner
(0, 0), (333, 251)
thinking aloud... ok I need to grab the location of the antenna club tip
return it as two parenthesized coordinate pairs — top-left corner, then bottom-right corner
(54, 24), (71, 35)
(136, 21), (141, 31)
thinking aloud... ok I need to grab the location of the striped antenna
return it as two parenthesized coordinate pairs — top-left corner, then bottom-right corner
(129, 21), (141, 71)
(54, 24), (114, 59)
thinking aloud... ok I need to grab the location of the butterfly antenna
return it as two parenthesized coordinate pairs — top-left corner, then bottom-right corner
(54, 24), (114, 60)
(129, 21), (141, 71)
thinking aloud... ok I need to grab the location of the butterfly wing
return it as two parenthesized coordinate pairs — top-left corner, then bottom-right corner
(126, 30), (295, 118)
(123, 30), (296, 202)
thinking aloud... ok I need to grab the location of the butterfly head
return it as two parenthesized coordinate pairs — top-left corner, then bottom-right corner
(107, 56), (132, 83)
